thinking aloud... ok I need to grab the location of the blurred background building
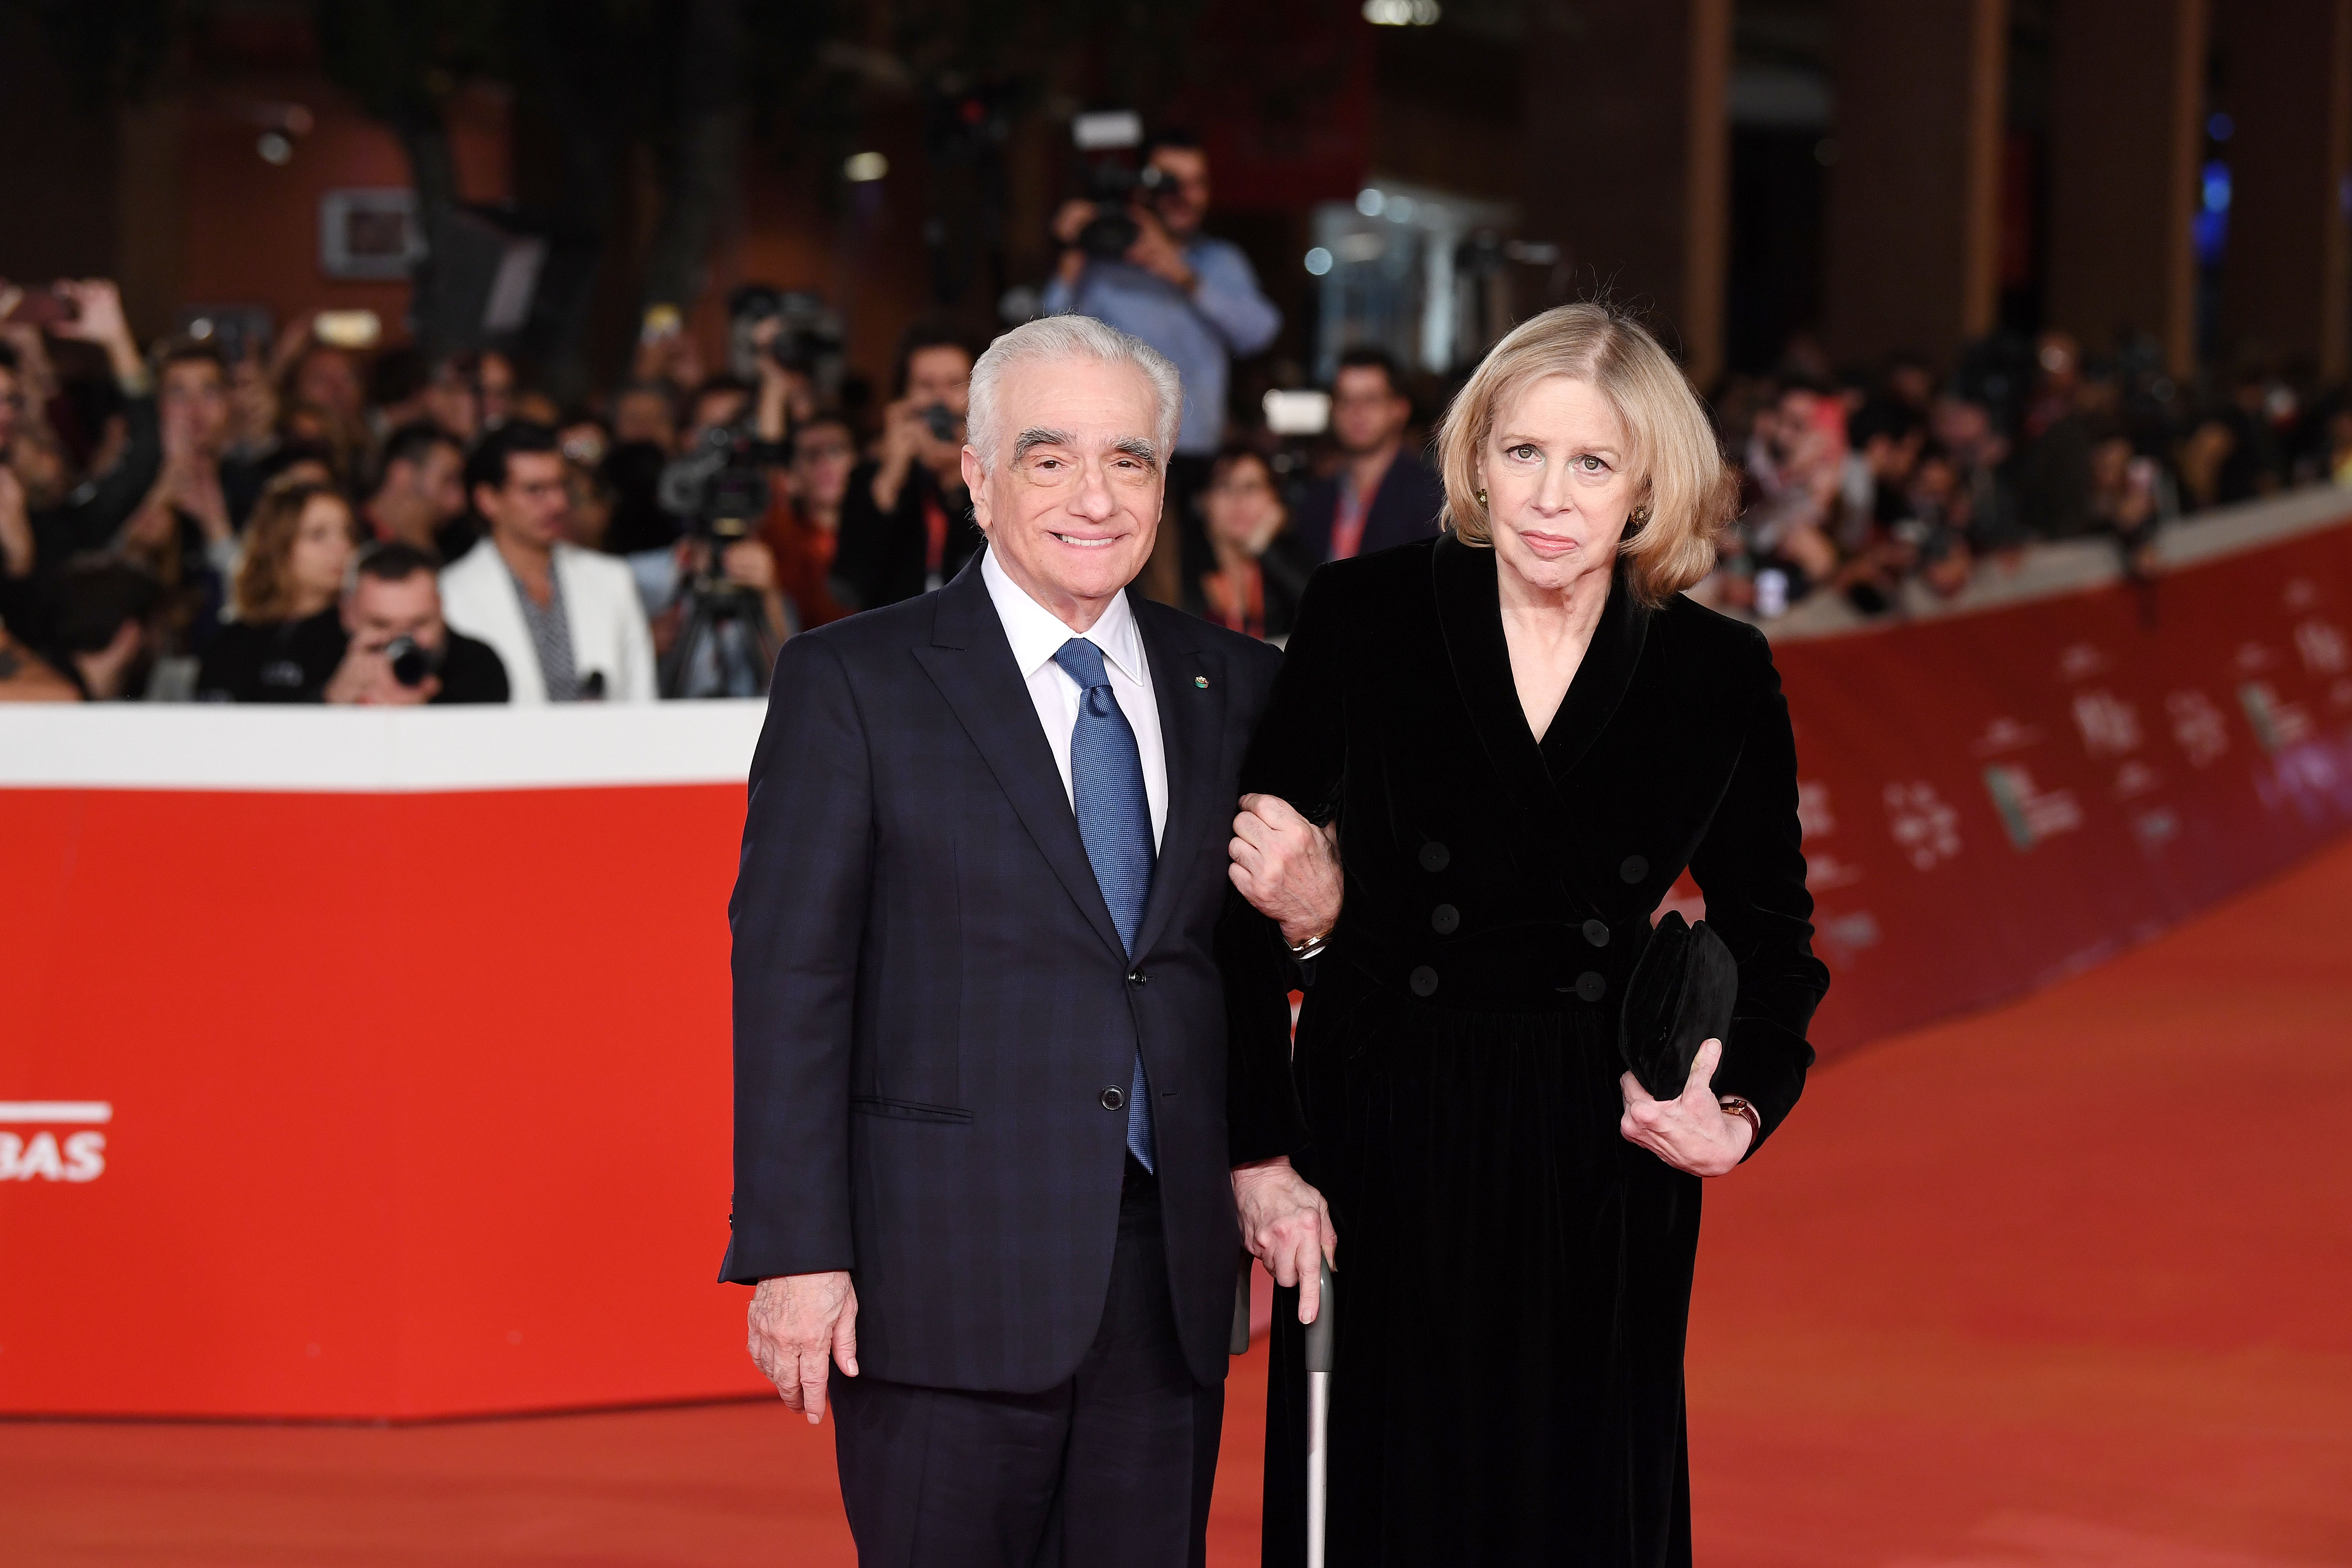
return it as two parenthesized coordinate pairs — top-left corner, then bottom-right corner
(3, 0), (2345, 404)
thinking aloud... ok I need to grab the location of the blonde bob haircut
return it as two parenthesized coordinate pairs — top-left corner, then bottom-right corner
(1435, 301), (1735, 607)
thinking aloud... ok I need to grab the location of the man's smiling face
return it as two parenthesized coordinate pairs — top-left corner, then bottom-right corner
(964, 355), (1165, 632)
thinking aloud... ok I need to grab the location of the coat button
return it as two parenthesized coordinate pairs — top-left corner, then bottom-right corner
(1430, 903), (1460, 934)
(1583, 919), (1610, 947)
(1409, 965), (1439, 996)
(1126, 969), (1147, 986)
(1418, 841), (1451, 872)
(1100, 1086), (1127, 1111)
(1619, 855), (1648, 884)
(1575, 971), (1607, 1002)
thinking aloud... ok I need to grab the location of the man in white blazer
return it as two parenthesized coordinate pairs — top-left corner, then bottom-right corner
(441, 423), (658, 703)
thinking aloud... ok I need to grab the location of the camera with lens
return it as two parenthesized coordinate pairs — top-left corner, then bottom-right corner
(726, 284), (846, 399)
(1067, 110), (1170, 261)
(381, 636), (442, 689)
(658, 423), (772, 544)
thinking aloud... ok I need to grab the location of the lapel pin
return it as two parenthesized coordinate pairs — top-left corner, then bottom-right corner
(1194, 675), (1210, 688)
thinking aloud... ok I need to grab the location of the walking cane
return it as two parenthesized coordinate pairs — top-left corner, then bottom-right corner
(1304, 1256), (1337, 1568)
(1231, 1253), (1254, 1356)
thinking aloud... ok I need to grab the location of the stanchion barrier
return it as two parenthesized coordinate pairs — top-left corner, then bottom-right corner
(5, 497), (2352, 1418)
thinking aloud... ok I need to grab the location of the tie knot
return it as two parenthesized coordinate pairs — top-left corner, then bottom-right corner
(1053, 637), (1112, 691)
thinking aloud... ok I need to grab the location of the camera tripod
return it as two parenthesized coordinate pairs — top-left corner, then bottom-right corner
(659, 572), (779, 699)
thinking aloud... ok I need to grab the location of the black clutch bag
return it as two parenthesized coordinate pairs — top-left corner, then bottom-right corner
(1617, 911), (1739, 1100)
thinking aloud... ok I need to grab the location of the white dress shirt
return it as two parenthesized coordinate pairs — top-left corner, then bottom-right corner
(982, 546), (1167, 850)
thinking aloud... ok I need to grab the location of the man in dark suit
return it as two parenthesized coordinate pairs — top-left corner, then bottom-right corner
(1290, 346), (1446, 564)
(724, 315), (1285, 1566)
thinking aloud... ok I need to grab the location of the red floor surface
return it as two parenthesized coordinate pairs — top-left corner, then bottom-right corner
(7, 838), (2352, 1565)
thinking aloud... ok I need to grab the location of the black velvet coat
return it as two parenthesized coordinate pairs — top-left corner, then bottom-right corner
(1227, 534), (1828, 1567)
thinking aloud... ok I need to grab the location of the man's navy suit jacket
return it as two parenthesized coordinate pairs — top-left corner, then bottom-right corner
(721, 551), (1285, 1392)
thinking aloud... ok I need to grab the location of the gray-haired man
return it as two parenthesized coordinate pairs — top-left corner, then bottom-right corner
(724, 316), (1285, 1565)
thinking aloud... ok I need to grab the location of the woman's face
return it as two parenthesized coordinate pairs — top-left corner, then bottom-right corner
(289, 495), (355, 607)
(1477, 375), (1639, 596)
(1204, 455), (1283, 554)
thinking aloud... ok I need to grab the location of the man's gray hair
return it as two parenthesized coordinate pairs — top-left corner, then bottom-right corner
(965, 315), (1184, 473)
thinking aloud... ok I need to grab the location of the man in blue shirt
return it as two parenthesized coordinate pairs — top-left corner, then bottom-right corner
(1044, 132), (1281, 604)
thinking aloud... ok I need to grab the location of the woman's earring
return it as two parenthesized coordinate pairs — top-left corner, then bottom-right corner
(1475, 488), (1488, 508)
(1629, 504), (1651, 526)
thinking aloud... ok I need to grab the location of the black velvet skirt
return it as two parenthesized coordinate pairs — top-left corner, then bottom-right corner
(1260, 971), (1702, 1567)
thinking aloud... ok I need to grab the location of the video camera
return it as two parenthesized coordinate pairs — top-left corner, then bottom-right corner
(1069, 111), (1172, 260)
(726, 285), (846, 400)
(657, 424), (770, 543)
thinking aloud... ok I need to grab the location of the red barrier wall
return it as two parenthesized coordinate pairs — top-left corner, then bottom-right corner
(4, 513), (2351, 1419)
(0, 786), (767, 1418)
(1766, 519), (2352, 1058)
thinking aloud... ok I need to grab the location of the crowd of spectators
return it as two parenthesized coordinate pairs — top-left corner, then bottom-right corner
(0, 274), (887, 705)
(1702, 328), (2347, 620)
(5, 185), (2347, 708)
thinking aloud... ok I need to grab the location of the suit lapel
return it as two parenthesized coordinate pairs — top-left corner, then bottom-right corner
(1130, 596), (1225, 960)
(1430, 535), (1608, 920)
(912, 561), (1128, 963)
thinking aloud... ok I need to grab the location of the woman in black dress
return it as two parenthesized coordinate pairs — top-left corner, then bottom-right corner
(1225, 302), (1829, 1565)
(196, 479), (357, 701)
(1181, 444), (1311, 642)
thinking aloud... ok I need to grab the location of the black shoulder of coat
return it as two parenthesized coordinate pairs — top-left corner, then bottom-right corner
(1646, 591), (1780, 699)
(790, 586), (939, 659)
(1301, 532), (1444, 610)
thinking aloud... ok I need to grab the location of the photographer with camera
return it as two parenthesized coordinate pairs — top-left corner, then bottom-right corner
(1043, 130), (1280, 602)
(321, 542), (508, 705)
(832, 324), (982, 610)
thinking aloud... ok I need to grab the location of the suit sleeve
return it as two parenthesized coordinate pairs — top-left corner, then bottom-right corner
(720, 633), (874, 1282)
(1223, 572), (1350, 1165)
(1686, 627), (1830, 1155)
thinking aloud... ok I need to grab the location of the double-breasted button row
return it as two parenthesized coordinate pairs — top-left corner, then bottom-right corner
(1430, 903), (1460, 934)
(1418, 841), (1451, 873)
(1583, 919), (1610, 947)
(1620, 855), (1648, 884)
(1409, 965), (1440, 997)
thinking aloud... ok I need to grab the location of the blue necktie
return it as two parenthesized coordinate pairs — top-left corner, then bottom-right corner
(1053, 636), (1158, 1172)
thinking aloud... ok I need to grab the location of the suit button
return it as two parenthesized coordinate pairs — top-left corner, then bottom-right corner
(1583, 919), (1610, 947)
(1418, 841), (1451, 872)
(1409, 965), (1439, 997)
(1100, 1086), (1127, 1111)
(1575, 971), (1607, 1002)
(1431, 903), (1460, 935)
(1126, 969), (1147, 986)
(1620, 855), (1648, 884)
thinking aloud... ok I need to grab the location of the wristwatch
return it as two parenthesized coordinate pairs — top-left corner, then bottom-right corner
(1717, 1095), (1761, 1142)
(1287, 929), (1331, 964)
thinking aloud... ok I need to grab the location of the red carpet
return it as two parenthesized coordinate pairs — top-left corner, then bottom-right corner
(7, 837), (2351, 1564)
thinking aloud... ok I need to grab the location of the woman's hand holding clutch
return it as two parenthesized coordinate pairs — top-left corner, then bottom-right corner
(1233, 1157), (1339, 1323)
(1618, 1037), (1755, 1177)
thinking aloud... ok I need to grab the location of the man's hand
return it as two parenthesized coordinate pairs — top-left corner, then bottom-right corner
(1618, 1037), (1755, 1177)
(1124, 208), (1197, 292)
(1233, 1157), (1337, 1326)
(1229, 793), (1342, 947)
(324, 644), (436, 706)
(51, 280), (143, 385)
(748, 1270), (859, 1425)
